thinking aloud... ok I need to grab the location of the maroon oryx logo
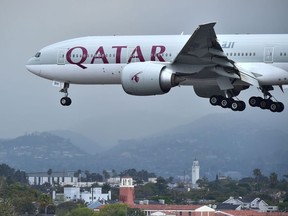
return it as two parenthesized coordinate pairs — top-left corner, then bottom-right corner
(131, 72), (142, 83)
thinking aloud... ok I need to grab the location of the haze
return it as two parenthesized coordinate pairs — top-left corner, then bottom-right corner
(1, 0), (288, 146)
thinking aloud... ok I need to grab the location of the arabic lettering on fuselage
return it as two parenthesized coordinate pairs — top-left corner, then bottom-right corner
(221, 41), (235, 49)
(66, 45), (166, 69)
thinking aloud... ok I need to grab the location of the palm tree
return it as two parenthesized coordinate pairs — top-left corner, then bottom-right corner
(253, 168), (262, 191)
(47, 169), (52, 185)
(269, 172), (278, 187)
(102, 170), (110, 181)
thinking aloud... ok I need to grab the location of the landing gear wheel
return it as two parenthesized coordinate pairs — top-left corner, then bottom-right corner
(277, 102), (284, 112)
(259, 99), (272, 110)
(270, 102), (278, 112)
(60, 97), (72, 106)
(220, 98), (232, 108)
(249, 96), (261, 107)
(210, 95), (222, 106)
(270, 102), (284, 113)
(231, 101), (246, 111)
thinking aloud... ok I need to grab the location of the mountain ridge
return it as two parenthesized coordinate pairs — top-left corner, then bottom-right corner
(0, 113), (287, 179)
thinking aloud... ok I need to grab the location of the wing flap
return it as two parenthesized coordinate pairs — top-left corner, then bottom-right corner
(172, 23), (260, 89)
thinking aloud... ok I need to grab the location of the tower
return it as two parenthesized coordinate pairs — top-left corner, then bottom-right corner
(192, 159), (200, 188)
(119, 176), (135, 205)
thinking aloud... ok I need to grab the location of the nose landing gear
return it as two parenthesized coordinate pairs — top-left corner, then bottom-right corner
(60, 82), (72, 106)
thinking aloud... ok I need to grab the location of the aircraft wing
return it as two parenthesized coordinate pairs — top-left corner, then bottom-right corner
(172, 23), (259, 88)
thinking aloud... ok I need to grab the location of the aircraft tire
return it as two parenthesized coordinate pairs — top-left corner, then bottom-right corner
(259, 99), (272, 110)
(270, 102), (284, 112)
(277, 102), (284, 112)
(231, 101), (246, 112)
(249, 96), (260, 107)
(210, 95), (222, 106)
(60, 97), (72, 106)
(220, 98), (232, 108)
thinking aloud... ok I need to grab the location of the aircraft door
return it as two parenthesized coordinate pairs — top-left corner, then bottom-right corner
(57, 49), (66, 65)
(264, 47), (274, 63)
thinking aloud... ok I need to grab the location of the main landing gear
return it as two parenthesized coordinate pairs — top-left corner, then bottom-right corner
(248, 86), (284, 112)
(210, 95), (246, 112)
(209, 87), (285, 112)
(249, 96), (284, 112)
(60, 83), (72, 106)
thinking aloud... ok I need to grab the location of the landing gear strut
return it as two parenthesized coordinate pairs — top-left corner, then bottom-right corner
(60, 83), (72, 106)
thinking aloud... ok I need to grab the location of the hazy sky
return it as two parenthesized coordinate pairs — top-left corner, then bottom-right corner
(1, 0), (288, 145)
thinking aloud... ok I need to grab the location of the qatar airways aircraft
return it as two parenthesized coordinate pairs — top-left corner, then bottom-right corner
(26, 23), (288, 112)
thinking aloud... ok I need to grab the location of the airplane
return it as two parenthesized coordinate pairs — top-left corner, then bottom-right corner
(26, 22), (288, 112)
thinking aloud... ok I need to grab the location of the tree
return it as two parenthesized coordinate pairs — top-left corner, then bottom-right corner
(269, 172), (278, 187)
(47, 168), (53, 176)
(127, 207), (146, 216)
(39, 194), (53, 214)
(47, 168), (53, 185)
(102, 170), (110, 181)
(97, 203), (127, 216)
(197, 176), (209, 188)
(74, 169), (82, 178)
(66, 207), (97, 216)
(253, 168), (262, 179)
(91, 173), (103, 182)
(253, 168), (262, 191)
(85, 170), (91, 181)
(112, 169), (117, 177)
(56, 201), (79, 216)
(155, 177), (168, 195)
(0, 200), (17, 216)
(102, 183), (111, 193)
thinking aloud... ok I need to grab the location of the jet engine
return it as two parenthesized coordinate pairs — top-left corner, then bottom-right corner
(121, 62), (177, 96)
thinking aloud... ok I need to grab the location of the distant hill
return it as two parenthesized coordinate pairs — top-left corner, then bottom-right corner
(94, 112), (288, 179)
(0, 113), (287, 179)
(0, 132), (92, 172)
(49, 130), (105, 154)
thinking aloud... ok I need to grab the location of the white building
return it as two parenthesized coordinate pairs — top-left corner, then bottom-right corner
(63, 187), (111, 204)
(27, 172), (78, 186)
(192, 159), (200, 188)
(223, 197), (278, 212)
(107, 177), (121, 186)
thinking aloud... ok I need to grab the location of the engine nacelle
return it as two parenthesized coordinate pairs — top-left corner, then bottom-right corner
(121, 62), (175, 96)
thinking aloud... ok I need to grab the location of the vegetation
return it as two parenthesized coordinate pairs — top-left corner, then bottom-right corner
(1, 163), (288, 215)
(94, 203), (145, 216)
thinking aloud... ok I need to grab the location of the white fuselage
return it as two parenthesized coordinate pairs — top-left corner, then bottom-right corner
(26, 34), (288, 86)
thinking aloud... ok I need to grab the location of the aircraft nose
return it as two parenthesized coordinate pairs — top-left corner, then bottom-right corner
(26, 57), (41, 75)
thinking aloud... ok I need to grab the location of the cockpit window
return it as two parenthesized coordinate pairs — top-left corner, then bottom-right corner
(35, 52), (41, 58)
